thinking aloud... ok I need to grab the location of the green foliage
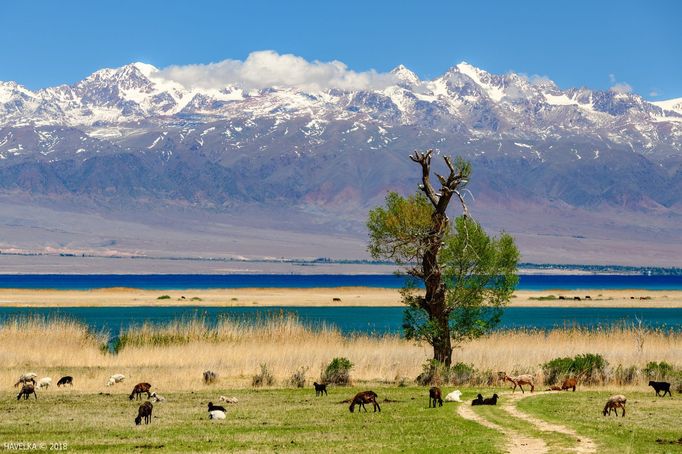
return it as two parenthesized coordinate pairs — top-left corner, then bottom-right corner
(613, 364), (639, 385)
(529, 295), (557, 301)
(322, 357), (353, 385)
(415, 359), (476, 386)
(542, 353), (608, 385)
(251, 363), (275, 387)
(643, 361), (675, 380)
(288, 366), (308, 388)
(157, 295), (171, 300)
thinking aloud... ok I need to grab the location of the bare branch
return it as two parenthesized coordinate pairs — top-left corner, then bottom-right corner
(409, 149), (439, 207)
(453, 189), (469, 218)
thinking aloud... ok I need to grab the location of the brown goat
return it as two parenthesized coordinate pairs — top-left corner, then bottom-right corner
(17, 384), (37, 400)
(546, 385), (562, 391)
(349, 391), (381, 413)
(135, 401), (153, 425)
(603, 394), (626, 417)
(429, 387), (443, 408)
(501, 372), (535, 393)
(129, 382), (152, 400)
(561, 378), (577, 392)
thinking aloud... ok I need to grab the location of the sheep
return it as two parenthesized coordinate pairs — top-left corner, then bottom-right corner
(129, 383), (152, 400)
(501, 372), (535, 393)
(17, 384), (37, 400)
(208, 402), (226, 413)
(561, 378), (577, 392)
(150, 392), (166, 403)
(313, 382), (328, 397)
(37, 377), (52, 390)
(471, 393), (484, 406)
(219, 396), (239, 404)
(429, 386), (443, 407)
(649, 381), (672, 397)
(482, 394), (499, 405)
(14, 372), (37, 387)
(203, 370), (218, 384)
(444, 390), (463, 402)
(349, 391), (381, 413)
(135, 401), (153, 425)
(603, 394), (627, 417)
(209, 410), (226, 420)
(107, 374), (126, 387)
(56, 376), (73, 387)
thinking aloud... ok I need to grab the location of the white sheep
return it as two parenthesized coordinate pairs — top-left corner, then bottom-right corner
(37, 377), (52, 389)
(106, 374), (126, 386)
(14, 372), (38, 387)
(219, 396), (239, 404)
(444, 390), (463, 402)
(150, 392), (166, 402)
(208, 410), (226, 420)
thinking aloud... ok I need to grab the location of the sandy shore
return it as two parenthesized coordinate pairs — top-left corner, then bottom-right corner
(0, 287), (681, 307)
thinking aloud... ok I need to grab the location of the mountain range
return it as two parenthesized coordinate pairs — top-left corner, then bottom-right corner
(1, 61), (681, 267)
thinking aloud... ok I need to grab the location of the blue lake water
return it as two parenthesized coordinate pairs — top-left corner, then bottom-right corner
(0, 273), (681, 290)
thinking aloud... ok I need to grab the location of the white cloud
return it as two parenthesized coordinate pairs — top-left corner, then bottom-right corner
(153, 51), (397, 91)
(610, 82), (633, 94)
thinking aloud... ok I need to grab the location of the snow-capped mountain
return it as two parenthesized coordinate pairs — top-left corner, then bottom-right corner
(1, 61), (681, 264)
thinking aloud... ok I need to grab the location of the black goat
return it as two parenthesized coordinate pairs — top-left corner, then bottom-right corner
(17, 384), (37, 400)
(429, 387), (443, 408)
(57, 376), (73, 387)
(471, 393), (484, 406)
(482, 393), (499, 405)
(649, 380), (672, 397)
(135, 401), (153, 425)
(313, 382), (328, 396)
(208, 402), (226, 412)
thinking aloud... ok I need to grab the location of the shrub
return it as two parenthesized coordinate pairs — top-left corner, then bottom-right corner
(415, 360), (476, 386)
(288, 366), (308, 388)
(416, 360), (444, 386)
(157, 295), (171, 300)
(643, 361), (675, 380)
(449, 362), (476, 385)
(322, 357), (353, 385)
(252, 363), (275, 387)
(542, 353), (608, 385)
(613, 364), (639, 385)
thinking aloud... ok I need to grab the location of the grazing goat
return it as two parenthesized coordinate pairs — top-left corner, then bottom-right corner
(14, 372), (37, 387)
(561, 378), (577, 392)
(129, 383), (152, 400)
(649, 381), (672, 397)
(546, 386), (562, 391)
(209, 410), (226, 420)
(107, 374), (126, 386)
(219, 396), (239, 404)
(203, 370), (218, 384)
(314, 382), (328, 397)
(444, 390), (462, 402)
(349, 391), (381, 413)
(17, 384), (37, 400)
(57, 376), (73, 387)
(429, 387), (443, 407)
(208, 402), (226, 413)
(603, 395), (627, 417)
(37, 377), (52, 389)
(135, 401), (153, 425)
(501, 372), (535, 393)
(482, 394), (499, 405)
(471, 393), (484, 406)
(150, 392), (166, 402)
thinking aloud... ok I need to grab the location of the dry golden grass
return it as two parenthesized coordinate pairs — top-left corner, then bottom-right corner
(1, 316), (680, 392)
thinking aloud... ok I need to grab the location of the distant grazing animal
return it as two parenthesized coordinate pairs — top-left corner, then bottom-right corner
(471, 394), (484, 406)
(429, 387), (443, 407)
(603, 394), (627, 417)
(332, 297), (342, 302)
(219, 396), (239, 404)
(585, 296), (592, 300)
(203, 370), (218, 384)
(37, 377), (52, 389)
(208, 402), (226, 413)
(150, 392), (166, 403)
(546, 386), (562, 391)
(107, 374), (126, 386)
(561, 378), (577, 392)
(135, 401), (153, 425)
(349, 391), (380, 413)
(501, 372), (535, 393)
(314, 382), (328, 397)
(209, 410), (226, 420)
(129, 383), (152, 400)
(17, 384), (37, 400)
(444, 390), (462, 402)
(649, 381), (672, 397)
(57, 376), (73, 387)
(14, 373), (37, 387)
(482, 394), (499, 405)
(573, 296), (581, 301)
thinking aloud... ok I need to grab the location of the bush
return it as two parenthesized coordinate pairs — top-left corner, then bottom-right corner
(449, 362), (476, 385)
(542, 353), (608, 385)
(613, 364), (639, 385)
(288, 366), (308, 388)
(415, 360), (476, 386)
(643, 361), (675, 380)
(157, 295), (171, 300)
(322, 357), (353, 385)
(252, 363), (275, 387)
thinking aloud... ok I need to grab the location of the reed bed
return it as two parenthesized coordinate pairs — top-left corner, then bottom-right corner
(1, 316), (680, 391)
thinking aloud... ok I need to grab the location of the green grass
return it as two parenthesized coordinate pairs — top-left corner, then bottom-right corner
(0, 387), (503, 453)
(156, 295), (171, 300)
(518, 391), (682, 454)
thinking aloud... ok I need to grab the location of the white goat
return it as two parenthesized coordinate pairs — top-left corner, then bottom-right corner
(14, 372), (38, 387)
(150, 392), (166, 402)
(37, 377), (52, 389)
(444, 390), (463, 402)
(219, 396), (239, 404)
(106, 374), (126, 386)
(208, 410), (226, 420)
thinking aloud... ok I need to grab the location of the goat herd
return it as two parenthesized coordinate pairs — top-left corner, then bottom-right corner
(11, 370), (676, 426)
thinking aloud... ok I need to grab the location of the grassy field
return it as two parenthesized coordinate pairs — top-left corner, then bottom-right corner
(1, 387), (681, 453)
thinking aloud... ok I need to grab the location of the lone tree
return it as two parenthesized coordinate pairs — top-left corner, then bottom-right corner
(367, 150), (519, 366)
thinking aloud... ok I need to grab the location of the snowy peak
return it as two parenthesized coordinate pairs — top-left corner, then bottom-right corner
(390, 65), (420, 86)
(653, 97), (682, 115)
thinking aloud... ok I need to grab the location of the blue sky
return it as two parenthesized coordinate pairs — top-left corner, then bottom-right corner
(1, 0), (680, 99)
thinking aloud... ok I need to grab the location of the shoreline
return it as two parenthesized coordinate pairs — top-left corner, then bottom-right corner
(1, 287), (682, 307)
